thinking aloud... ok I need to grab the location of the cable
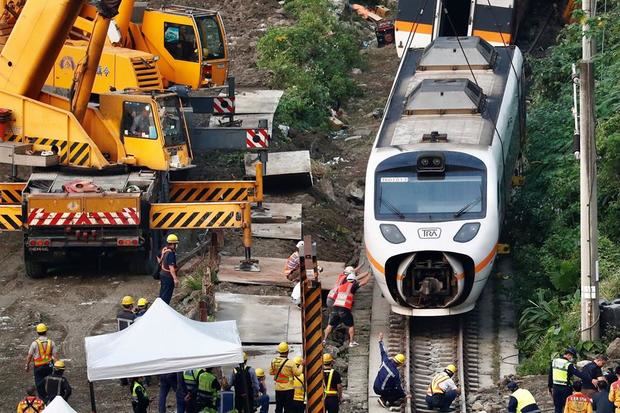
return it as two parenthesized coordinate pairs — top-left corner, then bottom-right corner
(399, 0), (432, 53)
(442, 8), (479, 85)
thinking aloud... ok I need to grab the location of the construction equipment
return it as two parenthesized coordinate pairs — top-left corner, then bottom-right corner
(0, 0), (228, 91)
(0, 0), (261, 278)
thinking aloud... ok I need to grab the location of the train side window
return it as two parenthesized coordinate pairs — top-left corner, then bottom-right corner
(164, 23), (198, 62)
(122, 102), (157, 139)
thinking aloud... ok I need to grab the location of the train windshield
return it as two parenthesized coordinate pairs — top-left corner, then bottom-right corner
(375, 152), (486, 222)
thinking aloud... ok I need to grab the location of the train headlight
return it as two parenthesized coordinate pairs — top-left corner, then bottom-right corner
(380, 224), (406, 244)
(453, 223), (480, 243)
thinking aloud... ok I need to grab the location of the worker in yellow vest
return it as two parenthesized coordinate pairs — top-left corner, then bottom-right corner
(425, 364), (460, 412)
(291, 356), (306, 413)
(269, 342), (302, 413)
(323, 353), (343, 413)
(609, 366), (620, 413)
(506, 381), (541, 413)
(549, 347), (590, 413)
(25, 323), (58, 398)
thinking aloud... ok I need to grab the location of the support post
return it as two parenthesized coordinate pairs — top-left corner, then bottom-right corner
(299, 235), (325, 413)
(237, 203), (260, 272)
(579, 0), (599, 341)
(89, 381), (97, 413)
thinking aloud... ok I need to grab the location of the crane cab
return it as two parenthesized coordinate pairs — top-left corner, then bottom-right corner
(99, 91), (193, 171)
(138, 6), (229, 88)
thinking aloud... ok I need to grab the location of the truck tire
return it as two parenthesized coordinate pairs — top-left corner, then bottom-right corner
(24, 256), (46, 279)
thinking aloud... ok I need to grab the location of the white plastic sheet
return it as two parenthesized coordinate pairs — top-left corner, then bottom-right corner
(43, 396), (78, 413)
(84, 298), (243, 381)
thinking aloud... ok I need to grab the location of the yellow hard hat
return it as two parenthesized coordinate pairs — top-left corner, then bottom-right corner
(446, 364), (457, 374)
(394, 354), (406, 365)
(121, 295), (134, 306)
(255, 368), (265, 378)
(137, 298), (148, 308)
(293, 356), (303, 365)
(36, 323), (48, 333)
(243, 352), (248, 362)
(323, 353), (334, 364)
(277, 342), (289, 353)
(54, 360), (65, 369)
(167, 234), (179, 243)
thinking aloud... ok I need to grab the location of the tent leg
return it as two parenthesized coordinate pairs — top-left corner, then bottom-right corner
(89, 381), (97, 413)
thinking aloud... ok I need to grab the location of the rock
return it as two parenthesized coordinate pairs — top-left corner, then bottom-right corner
(351, 68), (362, 75)
(278, 124), (290, 138)
(344, 135), (362, 142)
(317, 178), (337, 202)
(346, 181), (364, 203)
(472, 401), (484, 411)
(606, 337), (620, 358)
(576, 360), (590, 368)
(328, 116), (346, 130)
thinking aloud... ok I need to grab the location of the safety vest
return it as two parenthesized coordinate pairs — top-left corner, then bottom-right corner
(427, 372), (450, 395)
(564, 392), (592, 413)
(324, 368), (338, 396)
(33, 339), (52, 367)
(333, 282), (354, 309)
(552, 357), (571, 386)
(272, 357), (293, 387)
(17, 396), (44, 413)
(132, 381), (148, 402)
(327, 274), (347, 302)
(609, 381), (620, 411)
(183, 369), (202, 392)
(293, 373), (305, 402)
(512, 388), (537, 413)
(196, 371), (218, 402)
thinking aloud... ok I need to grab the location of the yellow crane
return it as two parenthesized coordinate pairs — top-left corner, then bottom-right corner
(0, 0), (260, 277)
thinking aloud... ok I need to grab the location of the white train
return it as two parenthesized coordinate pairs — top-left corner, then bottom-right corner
(364, 37), (525, 316)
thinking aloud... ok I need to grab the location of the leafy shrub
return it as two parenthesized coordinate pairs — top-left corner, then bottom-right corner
(257, 0), (363, 130)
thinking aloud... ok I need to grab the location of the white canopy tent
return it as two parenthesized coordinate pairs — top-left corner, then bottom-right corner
(84, 298), (243, 381)
(43, 396), (78, 413)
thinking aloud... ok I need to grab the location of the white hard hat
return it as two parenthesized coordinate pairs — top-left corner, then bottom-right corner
(296, 240), (304, 249)
(344, 266), (355, 275)
(346, 272), (357, 282)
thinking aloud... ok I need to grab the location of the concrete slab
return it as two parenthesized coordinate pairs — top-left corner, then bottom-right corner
(245, 151), (313, 186)
(232, 90), (284, 114)
(218, 256), (346, 290)
(221, 344), (303, 411)
(252, 203), (302, 240)
(215, 292), (302, 344)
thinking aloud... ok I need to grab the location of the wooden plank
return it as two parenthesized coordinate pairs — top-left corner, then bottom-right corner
(218, 256), (345, 290)
(245, 151), (312, 177)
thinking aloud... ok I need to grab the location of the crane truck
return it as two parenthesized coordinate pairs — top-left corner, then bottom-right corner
(0, 0), (261, 278)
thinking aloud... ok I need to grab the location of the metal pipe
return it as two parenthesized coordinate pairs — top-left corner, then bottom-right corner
(89, 381), (97, 413)
(457, 319), (467, 413)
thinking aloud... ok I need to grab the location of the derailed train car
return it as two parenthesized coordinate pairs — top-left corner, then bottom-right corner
(394, 0), (527, 56)
(364, 37), (525, 316)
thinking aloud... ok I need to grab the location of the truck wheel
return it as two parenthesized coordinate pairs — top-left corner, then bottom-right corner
(24, 256), (46, 279)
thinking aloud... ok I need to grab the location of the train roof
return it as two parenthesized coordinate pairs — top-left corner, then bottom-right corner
(376, 37), (517, 149)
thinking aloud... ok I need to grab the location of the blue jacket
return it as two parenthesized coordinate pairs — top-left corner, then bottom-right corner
(373, 341), (405, 397)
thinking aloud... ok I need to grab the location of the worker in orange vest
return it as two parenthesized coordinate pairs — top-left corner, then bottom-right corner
(269, 342), (302, 413)
(323, 270), (369, 348)
(564, 381), (593, 413)
(17, 386), (45, 413)
(24, 323), (58, 398)
(609, 366), (620, 413)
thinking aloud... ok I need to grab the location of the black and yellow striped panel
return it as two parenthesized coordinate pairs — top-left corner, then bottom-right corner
(68, 142), (90, 166)
(0, 205), (22, 231)
(0, 182), (25, 204)
(303, 281), (325, 413)
(169, 181), (256, 203)
(22, 137), (69, 163)
(150, 203), (244, 230)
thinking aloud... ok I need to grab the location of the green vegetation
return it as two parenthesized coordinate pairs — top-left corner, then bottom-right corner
(512, 1), (620, 374)
(256, 0), (363, 130)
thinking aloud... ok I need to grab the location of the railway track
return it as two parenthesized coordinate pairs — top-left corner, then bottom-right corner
(384, 312), (481, 413)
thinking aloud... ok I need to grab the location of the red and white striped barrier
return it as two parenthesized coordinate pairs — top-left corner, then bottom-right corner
(27, 208), (140, 226)
(245, 129), (269, 149)
(213, 97), (235, 114)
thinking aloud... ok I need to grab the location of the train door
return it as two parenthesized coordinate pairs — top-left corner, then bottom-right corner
(436, 0), (473, 37)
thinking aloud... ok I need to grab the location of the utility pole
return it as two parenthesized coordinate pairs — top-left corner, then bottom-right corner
(579, 0), (599, 341)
